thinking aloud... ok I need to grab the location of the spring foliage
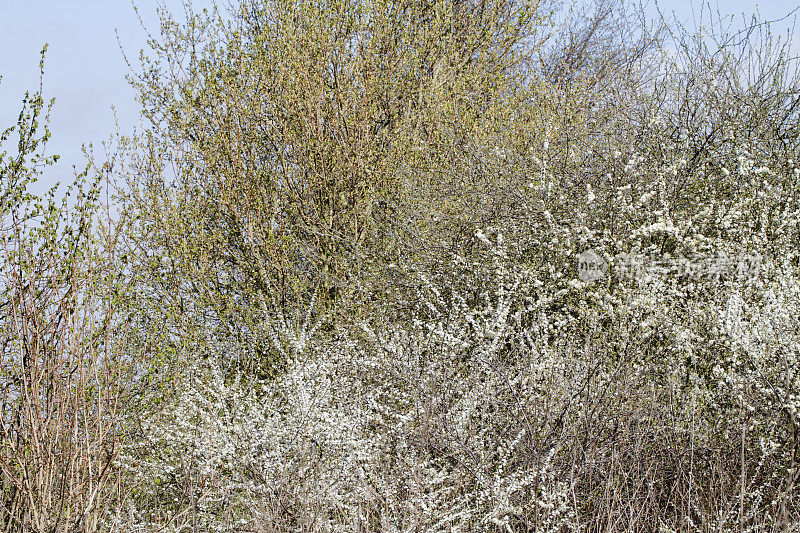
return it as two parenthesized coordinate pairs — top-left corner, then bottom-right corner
(2, 0), (800, 531)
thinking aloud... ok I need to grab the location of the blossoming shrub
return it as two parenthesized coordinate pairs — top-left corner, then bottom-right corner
(112, 230), (797, 531)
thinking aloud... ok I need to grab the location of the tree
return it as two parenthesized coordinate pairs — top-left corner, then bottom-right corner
(123, 0), (550, 377)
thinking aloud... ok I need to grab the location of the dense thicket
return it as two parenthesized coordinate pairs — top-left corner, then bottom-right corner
(2, 0), (800, 530)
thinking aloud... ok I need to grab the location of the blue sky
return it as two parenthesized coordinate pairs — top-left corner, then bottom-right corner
(0, 0), (798, 195)
(0, 0), (216, 195)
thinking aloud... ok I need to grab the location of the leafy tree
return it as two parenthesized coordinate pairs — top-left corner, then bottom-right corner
(122, 0), (551, 377)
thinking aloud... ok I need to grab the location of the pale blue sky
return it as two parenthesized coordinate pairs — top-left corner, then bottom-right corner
(0, 0), (798, 195)
(0, 0), (216, 195)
